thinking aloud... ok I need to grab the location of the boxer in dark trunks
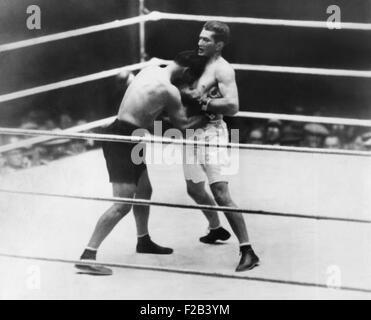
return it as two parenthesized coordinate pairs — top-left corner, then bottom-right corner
(75, 51), (208, 275)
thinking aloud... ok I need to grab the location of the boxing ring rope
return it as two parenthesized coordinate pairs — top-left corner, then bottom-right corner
(1, 108), (370, 155)
(0, 15), (149, 53)
(0, 116), (115, 154)
(237, 111), (371, 127)
(0, 10), (370, 54)
(0, 188), (370, 224)
(0, 252), (370, 294)
(1, 58), (371, 105)
(151, 11), (371, 30)
(0, 127), (370, 157)
(0, 59), (162, 104)
(0, 55), (370, 156)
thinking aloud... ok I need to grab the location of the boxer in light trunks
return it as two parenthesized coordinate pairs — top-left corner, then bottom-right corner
(181, 21), (259, 271)
(75, 51), (209, 275)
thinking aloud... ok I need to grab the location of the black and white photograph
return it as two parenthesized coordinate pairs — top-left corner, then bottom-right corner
(0, 0), (370, 302)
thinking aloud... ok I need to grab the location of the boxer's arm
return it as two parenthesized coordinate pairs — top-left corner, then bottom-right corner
(166, 87), (207, 131)
(179, 86), (203, 116)
(202, 65), (239, 116)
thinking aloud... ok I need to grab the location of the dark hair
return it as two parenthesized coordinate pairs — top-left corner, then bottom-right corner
(174, 50), (208, 80)
(203, 21), (230, 45)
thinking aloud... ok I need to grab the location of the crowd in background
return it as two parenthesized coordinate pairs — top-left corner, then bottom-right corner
(0, 110), (98, 174)
(0, 71), (370, 174)
(230, 117), (371, 151)
(0, 71), (135, 174)
(1, 109), (370, 175)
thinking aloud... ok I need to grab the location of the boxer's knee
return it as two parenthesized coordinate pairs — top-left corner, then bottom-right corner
(211, 182), (232, 206)
(186, 181), (207, 202)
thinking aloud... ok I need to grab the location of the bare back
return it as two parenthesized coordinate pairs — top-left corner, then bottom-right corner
(117, 66), (172, 130)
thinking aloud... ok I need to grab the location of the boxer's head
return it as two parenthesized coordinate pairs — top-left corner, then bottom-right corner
(198, 21), (230, 57)
(171, 50), (208, 86)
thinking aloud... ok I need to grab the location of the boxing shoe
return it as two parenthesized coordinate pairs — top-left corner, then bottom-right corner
(235, 245), (260, 272)
(136, 235), (173, 254)
(199, 226), (231, 244)
(75, 260), (113, 276)
(75, 248), (113, 275)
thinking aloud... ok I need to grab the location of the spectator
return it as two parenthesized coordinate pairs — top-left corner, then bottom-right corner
(41, 119), (58, 131)
(345, 135), (364, 151)
(0, 154), (7, 174)
(0, 135), (6, 146)
(67, 120), (89, 155)
(361, 131), (371, 142)
(330, 124), (345, 142)
(343, 126), (357, 146)
(5, 148), (30, 170)
(20, 120), (38, 130)
(76, 120), (96, 150)
(361, 132), (371, 151)
(264, 119), (282, 145)
(43, 139), (72, 159)
(302, 123), (329, 148)
(280, 124), (303, 146)
(20, 110), (42, 128)
(324, 135), (341, 149)
(248, 128), (264, 144)
(364, 137), (371, 150)
(59, 113), (74, 129)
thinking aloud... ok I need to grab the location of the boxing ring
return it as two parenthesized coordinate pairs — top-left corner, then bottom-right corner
(0, 6), (371, 299)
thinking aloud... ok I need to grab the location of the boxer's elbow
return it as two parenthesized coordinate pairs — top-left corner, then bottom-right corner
(225, 99), (239, 116)
(177, 121), (189, 131)
(171, 117), (188, 131)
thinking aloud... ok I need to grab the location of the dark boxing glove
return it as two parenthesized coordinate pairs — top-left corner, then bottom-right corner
(201, 85), (222, 120)
(180, 87), (203, 116)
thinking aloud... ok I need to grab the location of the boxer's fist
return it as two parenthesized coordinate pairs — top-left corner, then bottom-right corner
(207, 85), (222, 99)
(180, 86), (203, 116)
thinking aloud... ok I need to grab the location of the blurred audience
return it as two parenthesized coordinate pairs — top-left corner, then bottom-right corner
(364, 138), (371, 150)
(40, 119), (58, 131)
(264, 119), (282, 145)
(239, 115), (370, 152)
(280, 124), (303, 146)
(248, 128), (264, 144)
(324, 136), (341, 149)
(302, 123), (329, 148)
(1, 105), (370, 175)
(59, 113), (74, 129)
(0, 110), (100, 175)
(348, 136), (365, 151)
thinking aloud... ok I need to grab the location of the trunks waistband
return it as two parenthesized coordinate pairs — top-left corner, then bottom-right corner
(106, 118), (142, 136)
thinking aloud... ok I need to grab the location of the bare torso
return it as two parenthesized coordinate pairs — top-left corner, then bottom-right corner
(117, 66), (171, 130)
(194, 56), (231, 121)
